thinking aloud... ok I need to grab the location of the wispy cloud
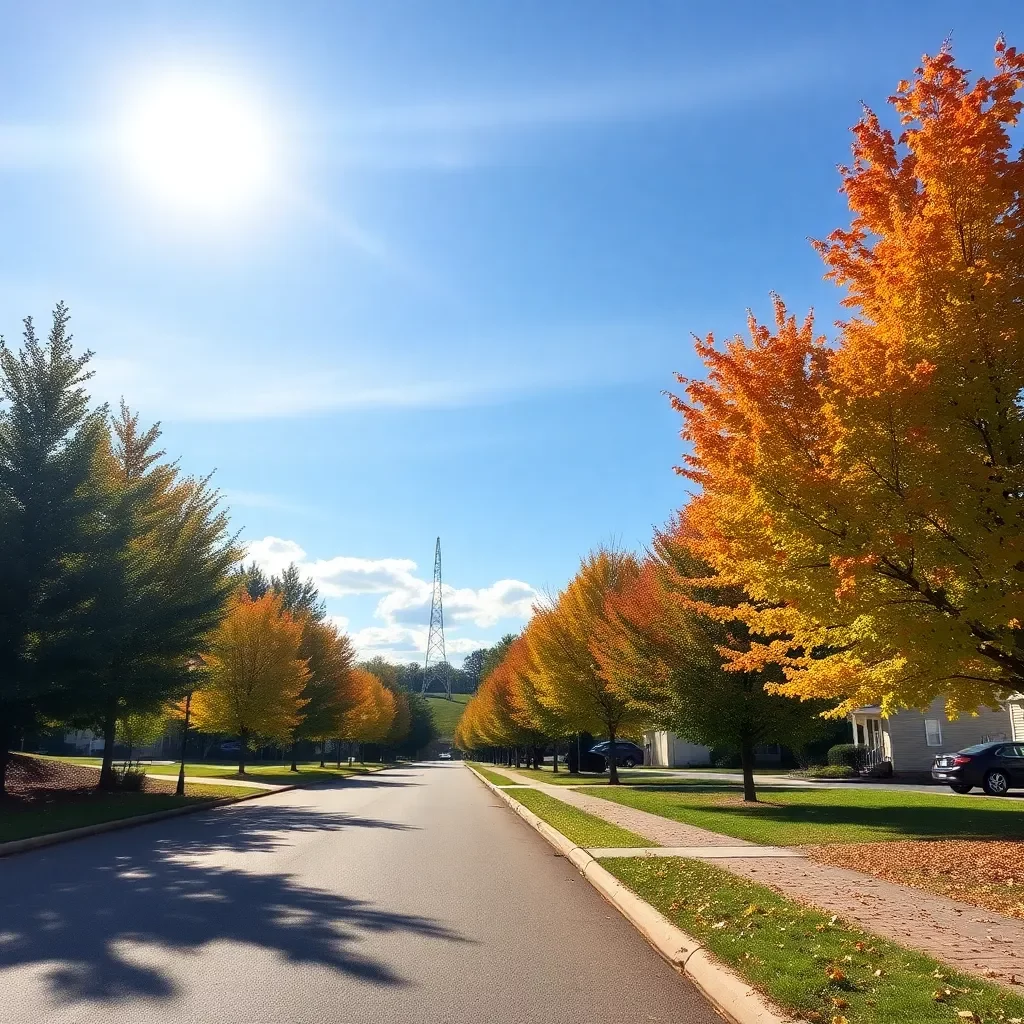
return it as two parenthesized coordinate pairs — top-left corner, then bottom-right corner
(322, 49), (829, 161)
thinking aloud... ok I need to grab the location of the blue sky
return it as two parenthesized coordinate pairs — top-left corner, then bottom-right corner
(1, 2), (1020, 662)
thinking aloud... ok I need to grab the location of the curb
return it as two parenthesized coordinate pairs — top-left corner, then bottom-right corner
(0, 764), (394, 859)
(467, 764), (797, 1024)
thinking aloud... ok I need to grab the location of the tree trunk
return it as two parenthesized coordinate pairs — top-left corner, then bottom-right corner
(290, 738), (298, 772)
(739, 735), (758, 802)
(98, 701), (119, 790)
(607, 724), (620, 785)
(238, 729), (249, 775)
(320, 740), (326, 768)
(552, 738), (559, 773)
(337, 738), (342, 769)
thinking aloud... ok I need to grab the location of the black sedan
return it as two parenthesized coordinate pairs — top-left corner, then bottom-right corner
(589, 740), (645, 769)
(932, 741), (1024, 795)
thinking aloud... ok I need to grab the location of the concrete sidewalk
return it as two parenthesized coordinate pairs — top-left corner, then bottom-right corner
(497, 767), (1024, 987)
(145, 773), (281, 790)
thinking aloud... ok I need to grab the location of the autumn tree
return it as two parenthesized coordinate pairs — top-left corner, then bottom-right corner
(289, 616), (357, 770)
(595, 521), (832, 801)
(84, 404), (238, 789)
(0, 306), (107, 795)
(337, 668), (396, 758)
(530, 546), (649, 783)
(193, 591), (308, 773)
(673, 41), (1024, 718)
(504, 624), (572, 770)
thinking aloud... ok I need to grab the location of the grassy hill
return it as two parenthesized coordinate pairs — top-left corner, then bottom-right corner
(424, 692), (471, 739)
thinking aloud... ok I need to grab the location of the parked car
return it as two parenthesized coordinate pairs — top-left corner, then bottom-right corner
(589, 740), (645, 769)
(217, 740), (241, 755)
(439, 751), (452, 760)
(932, 741), (1024, 795)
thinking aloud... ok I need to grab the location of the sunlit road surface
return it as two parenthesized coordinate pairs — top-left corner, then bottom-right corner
(0, 763), (719, 1023)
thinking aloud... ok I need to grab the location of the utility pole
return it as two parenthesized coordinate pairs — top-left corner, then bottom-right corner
(421, 536), (451, 700)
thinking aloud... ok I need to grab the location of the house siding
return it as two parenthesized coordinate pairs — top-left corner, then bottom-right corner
(643, 731), (711, 768)
(1009, 702), (1024, 741)
(886, 699), (1010, 772)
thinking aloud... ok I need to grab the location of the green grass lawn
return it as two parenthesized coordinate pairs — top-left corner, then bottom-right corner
(508, 789), (652, 849)
(0, 783), (256, 844)
(607, 857), (1024, 1024)
(468, 764), (520, 787)
(33, 755), (390, 786)
(424, 692), (470, 737)
(584, 782), (1024, 845)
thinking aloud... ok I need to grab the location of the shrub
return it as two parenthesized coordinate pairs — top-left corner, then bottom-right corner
(114, 765), (147, 791)
(799, 764), (858, 779)
(827, 744), (867, 771)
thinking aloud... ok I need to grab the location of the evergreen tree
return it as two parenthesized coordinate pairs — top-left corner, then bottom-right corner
(0, 306), (107, 795)
(271, 563), (326, 621)
(84, 404), (239, 788)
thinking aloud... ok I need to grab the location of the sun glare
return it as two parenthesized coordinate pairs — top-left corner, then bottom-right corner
(121, 71), (274, 216)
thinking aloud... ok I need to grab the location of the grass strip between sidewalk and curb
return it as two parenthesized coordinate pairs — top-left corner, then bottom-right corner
(509, 788), (652, 849)
(467, 764), (521, 787)
(606, 856), (1024, 1024)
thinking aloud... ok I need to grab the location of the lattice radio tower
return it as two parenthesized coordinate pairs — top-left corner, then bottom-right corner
(421, 536), (451, 699)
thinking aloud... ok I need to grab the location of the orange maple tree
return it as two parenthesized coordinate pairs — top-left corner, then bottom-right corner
(673, 40), (1024, 716)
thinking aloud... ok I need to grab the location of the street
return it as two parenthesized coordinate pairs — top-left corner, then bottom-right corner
(0, 763), (719, 1023)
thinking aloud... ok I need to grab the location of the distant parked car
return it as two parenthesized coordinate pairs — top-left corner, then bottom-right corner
(589, 740), (645, 769)
(217, 740), (241, 755)
(439, 751), (452, 760)
(932, 741), (1024, 795)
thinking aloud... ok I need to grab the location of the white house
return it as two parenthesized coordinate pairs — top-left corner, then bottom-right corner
(643, 731), (711, 767)
(849, 696), (1022, 774)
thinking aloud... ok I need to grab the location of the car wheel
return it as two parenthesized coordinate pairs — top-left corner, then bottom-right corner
(948, 781), (973, 794)
(623, 757), (636, 768)
(983, 770), (1010, 796)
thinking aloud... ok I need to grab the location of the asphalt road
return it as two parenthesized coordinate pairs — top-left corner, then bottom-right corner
(0, 762), (720, 1024)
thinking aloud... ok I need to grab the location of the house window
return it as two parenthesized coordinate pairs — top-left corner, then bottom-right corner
(925, 719), (943, 746)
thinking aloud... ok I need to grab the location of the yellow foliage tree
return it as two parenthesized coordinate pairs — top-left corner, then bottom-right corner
(673, 41), (1024, 716)
(338, 668), (396, 757)
(192, 591), (308, 773)
(530, 546), (649, 783)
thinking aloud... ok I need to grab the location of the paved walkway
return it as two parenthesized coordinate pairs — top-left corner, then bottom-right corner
(495, 767), (1024, 987)
(148, 773), (281, 790)
(501, 769), (755, 847)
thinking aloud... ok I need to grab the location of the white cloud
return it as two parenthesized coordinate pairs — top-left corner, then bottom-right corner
(244, 536), (535, 662)
(245, 536), (307, 577)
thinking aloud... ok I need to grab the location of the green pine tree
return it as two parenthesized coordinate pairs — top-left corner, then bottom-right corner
(0, 305), (107, 795)
(82, 404), (240, 789)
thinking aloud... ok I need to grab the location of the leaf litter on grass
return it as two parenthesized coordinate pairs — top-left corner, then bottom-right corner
(805, 840), (1024, 919)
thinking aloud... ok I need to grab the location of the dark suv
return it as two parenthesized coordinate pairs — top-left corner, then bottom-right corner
(932, 741), (1024, 795)
(589, 740), (645, 769)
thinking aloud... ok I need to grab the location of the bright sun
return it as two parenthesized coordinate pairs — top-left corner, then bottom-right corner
(121, 72), (273, 216)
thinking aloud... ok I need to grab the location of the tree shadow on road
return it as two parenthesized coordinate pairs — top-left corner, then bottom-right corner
(156, 800), (421, 856)
(0, 804), (469, 1007)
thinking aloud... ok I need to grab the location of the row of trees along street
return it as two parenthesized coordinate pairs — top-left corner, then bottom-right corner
(458, 41), (1024, 801)
(0, 306), (436, 795)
